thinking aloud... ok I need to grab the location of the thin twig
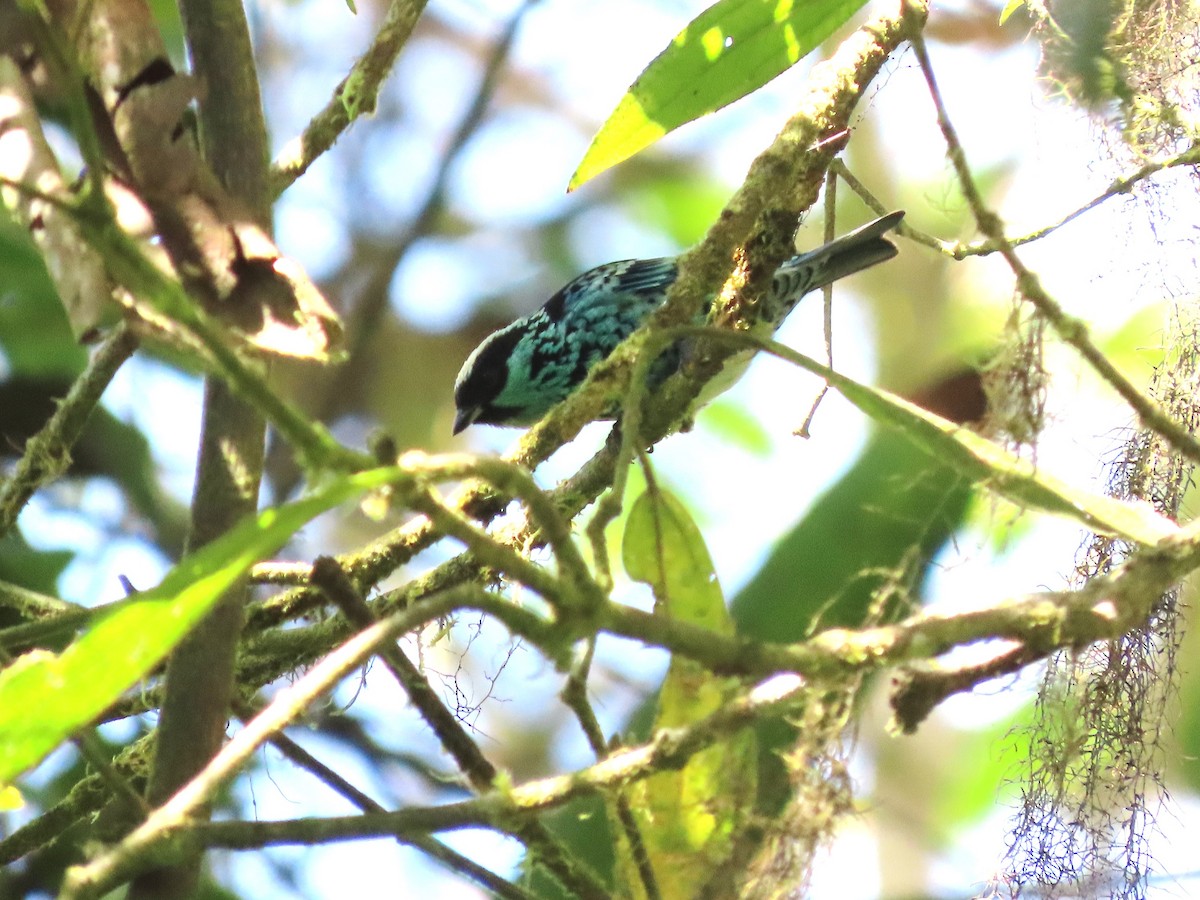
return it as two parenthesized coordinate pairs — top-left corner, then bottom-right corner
(0, 324), (139, 540)
(239, 701), (538, 900)
(270, 0), (433, 195)
(951, 141), (1200, 258)
(910, 32), (1200, 469)
(560, 640), (663, 900)
(796, 170), (838, 437)
(310, 557), (499, 792)
(406, 488), (570, 610)
(307, 558), (598, 898)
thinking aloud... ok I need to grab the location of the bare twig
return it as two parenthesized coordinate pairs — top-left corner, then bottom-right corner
(795, 170), (838, 438)
(310, 556), (499, 791)
(239, 702), (539, 900)
(951, 141), (1200, 258)
(270, 0), (433, 195)
(0, 324), (139, 540)
(308, 556), (601, 898)
(910, 33), (1200, 468)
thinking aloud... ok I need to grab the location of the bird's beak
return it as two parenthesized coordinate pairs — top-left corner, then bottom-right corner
(453, 406), (479, 435)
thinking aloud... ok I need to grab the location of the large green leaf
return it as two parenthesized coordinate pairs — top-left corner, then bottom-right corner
(778, 345), (1178, 546)
(570, 0), (870, 189)
(735, 430), (970, 639)
(620, 487), (754, 898)
(0, 466), (402, 786)
(623, 487), (732, 633)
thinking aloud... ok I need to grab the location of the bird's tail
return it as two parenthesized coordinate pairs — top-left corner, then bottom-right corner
(766, 210), (905, 321)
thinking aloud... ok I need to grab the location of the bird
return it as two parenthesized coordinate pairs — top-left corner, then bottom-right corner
(453, 210), (904, 434)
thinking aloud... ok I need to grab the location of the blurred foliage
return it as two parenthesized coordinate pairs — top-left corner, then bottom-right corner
(1025, 0), (1200, 155)
(734, 430), (971, 641)
(0, 532), (72, 603)
(0, 218), (187, 555)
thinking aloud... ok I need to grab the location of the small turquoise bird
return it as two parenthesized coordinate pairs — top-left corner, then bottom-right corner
(453, 211), (903, 434)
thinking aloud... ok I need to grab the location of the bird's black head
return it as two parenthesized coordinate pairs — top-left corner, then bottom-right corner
(453, 325), (525, 434)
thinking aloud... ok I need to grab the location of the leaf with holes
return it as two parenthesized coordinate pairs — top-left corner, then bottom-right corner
(570, 0), (870, 189)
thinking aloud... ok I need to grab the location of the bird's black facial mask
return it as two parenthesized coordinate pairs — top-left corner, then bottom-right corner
(453, 326), (524, 432)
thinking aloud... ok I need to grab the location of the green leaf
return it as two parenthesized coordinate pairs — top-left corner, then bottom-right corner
(0, 532), (74, 600)
(570, 0), (870, 189)
(0, 218), (87, 379)
(779, 346), (1178, 545)
(698, 398), (773, 457)
(619, 487), (753, 896)
(0, 784), (21, 810)
(735, 430), (971, 639)
(0, 466), (403, 786)
(998, 0), (1027, 25)
(623, 487), (731, 632)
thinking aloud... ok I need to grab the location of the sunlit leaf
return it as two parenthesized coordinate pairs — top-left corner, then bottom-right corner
(999, 0), (1027, 25)
(623, 486), (730, 632)
(0, 466), (404, 786)
(782, 347), (1179, 545)
(619, 486), (753, 897)
(570, 0), (870, 189)
(0, 783), (22, 810)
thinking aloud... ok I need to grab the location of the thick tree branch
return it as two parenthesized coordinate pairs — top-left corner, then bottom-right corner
(131, 0), (272, 895)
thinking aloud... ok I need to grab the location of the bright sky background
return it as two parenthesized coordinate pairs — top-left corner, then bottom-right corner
(12, 0), (1200, 896)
